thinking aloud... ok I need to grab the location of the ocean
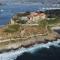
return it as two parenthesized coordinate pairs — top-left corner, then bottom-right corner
(0, 39), (60, 60)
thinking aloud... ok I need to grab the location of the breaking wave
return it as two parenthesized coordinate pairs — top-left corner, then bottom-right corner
(0, 39), (60, 60)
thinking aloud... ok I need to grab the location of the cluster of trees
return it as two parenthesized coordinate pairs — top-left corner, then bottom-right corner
(45, 9), (60, 18)
(12, 16), (27, 24)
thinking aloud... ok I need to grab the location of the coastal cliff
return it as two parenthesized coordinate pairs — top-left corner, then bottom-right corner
(0, 11), (60, 52)
(0, 31), (58, 53)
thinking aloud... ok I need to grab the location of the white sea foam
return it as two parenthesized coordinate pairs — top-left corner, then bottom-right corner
(0, 9), (4, 12)
(0, 39), (60, 60)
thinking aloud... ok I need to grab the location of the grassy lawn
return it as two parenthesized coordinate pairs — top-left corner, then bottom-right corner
(4, 24), (20, 33)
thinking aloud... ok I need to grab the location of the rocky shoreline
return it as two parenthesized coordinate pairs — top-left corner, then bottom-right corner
(0, 34), (58, 53)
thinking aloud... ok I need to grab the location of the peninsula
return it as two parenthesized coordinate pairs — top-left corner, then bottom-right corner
(0, 10), (60, 52)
